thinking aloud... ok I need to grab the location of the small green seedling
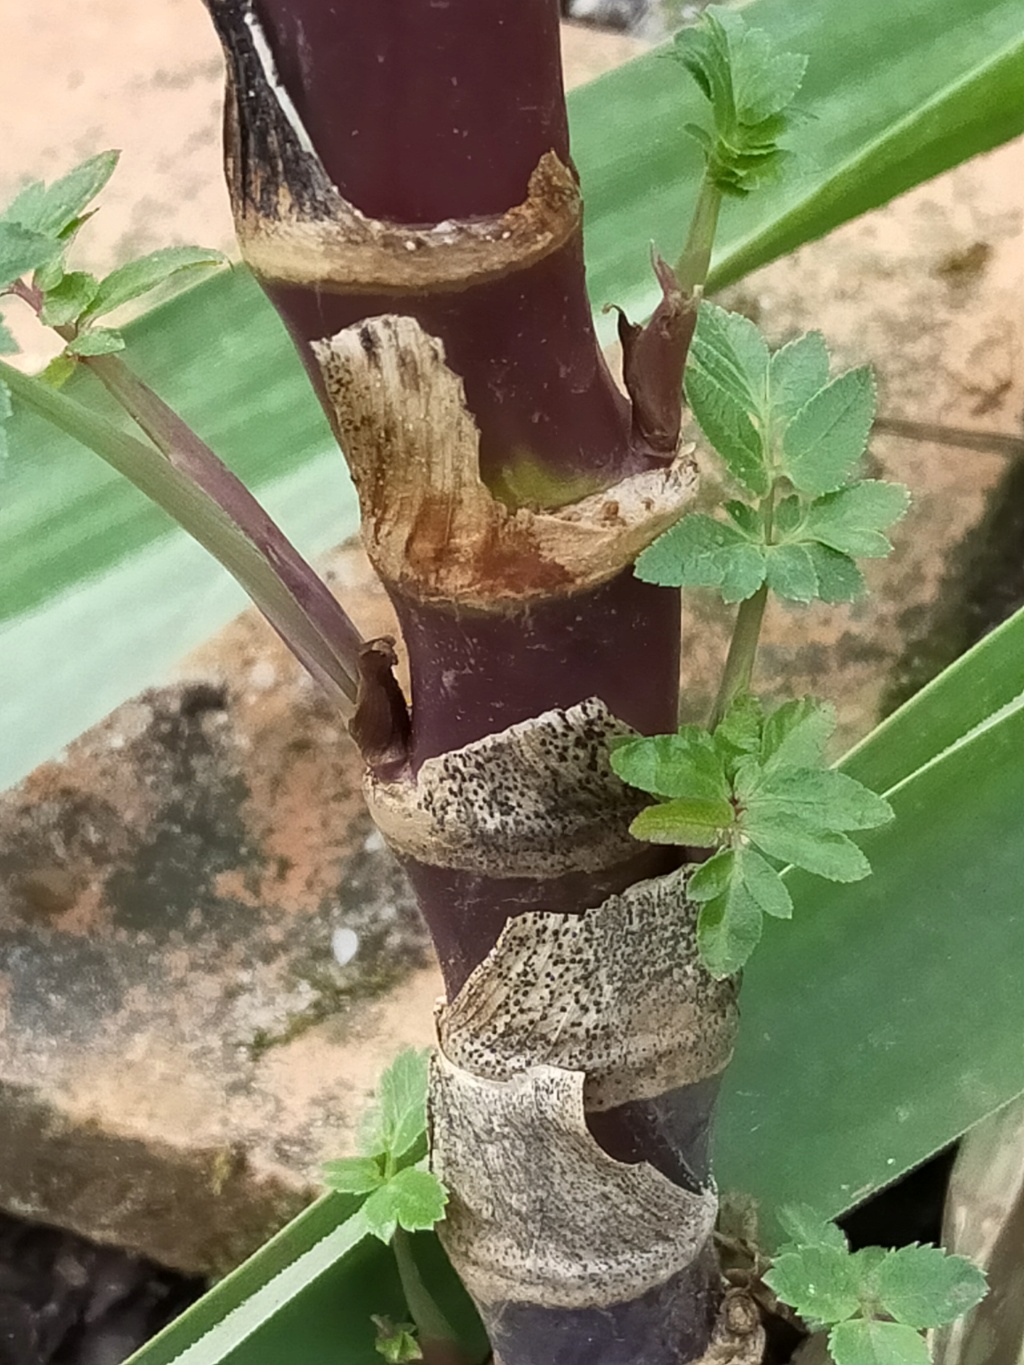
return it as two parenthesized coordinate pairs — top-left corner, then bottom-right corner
(764, 1207), (987, 1365)
(323, 1047), (447, 1241)
(323, 1049), (452, 1362)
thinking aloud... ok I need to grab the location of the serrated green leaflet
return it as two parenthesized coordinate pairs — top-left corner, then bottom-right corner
(776, 1205), (849, 1254)
(373, 1049), (430, 1167)
(3, 150), (119, 237)
(875, 1246), (987, 1329)
(0, 316), (16, 356)
(801, 482), (911, 558)
(764, 1244), (862, 1323)
(781, 367), (876, 495)
(610, 731), (728, 801)
(761, 697), (835, 769)
(768, 332), (831, 419)
(362, 1170), (449, 1245)
(764, 542), (818, 601)
(696, 877), (763, 979)
(0, 220), (61, 288)
(828, 1320), (930, 1365)
(739, 766), (893, 833)
(84, 246), (227, 320)
(738, 847), (792, 920)
(634, 512), (767, 601)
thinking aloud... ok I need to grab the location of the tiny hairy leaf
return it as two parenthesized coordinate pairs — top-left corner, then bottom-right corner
(3, 151), (119, 238)
(763, 1244), (862, 1323)
(768, 331), (830, 420)
(776, 1205), (849, 1255)
(39, 271), (99, 327)
(629, 797), (735, 847)
(874, 1244), (988, 1329)
(742, 766), (894, 833)
(739, 816), (871, 882)
(760, 698), (836, 770)
(361, 1168), (448, 1244)
(802, 481), (911, 559)
(827, 1319), (929, 1365)
(67, 328), (125, 357)
(0, 317), (16, 356)
(610, 732), (729, 801)
(782, 367), (876, 495)
(372, 1317), (422, 1364)
(0, 221), (61, 289)
(321, 1156), (385, 1195)
(696, 876), (763, 979)
(84, 246), (227, 320)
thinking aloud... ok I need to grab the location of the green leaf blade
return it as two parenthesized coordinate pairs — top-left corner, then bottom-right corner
(697, 877), (763, 978)
(610, 732), (729, 801)
(781, 366), (876, 495)
(875, 1244), (987, 1328)
(802, 480), (911, 558)
(768, 331), (831, 420)
(635, 513), (767, 601)
(764, 1244), (862, 1323)
(827, 1319), (930, 1365)
(760, 698), (836, 769)
(4, 151), (119, 236)
(742, 817), (871, 882)
(629, 797), (735, 847)
(375, 1049), (431, 1165)
(362, 1169), (448, 1244)
(738, 846), (793, 920)
(0, 221), (62, 289)
(85, 246), (227, 320)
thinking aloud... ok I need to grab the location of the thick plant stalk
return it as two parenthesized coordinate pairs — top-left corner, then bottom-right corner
(203, 3), (757, 1362)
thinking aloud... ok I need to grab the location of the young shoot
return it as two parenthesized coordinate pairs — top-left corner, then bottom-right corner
(619, 309), (908, 976)
(673, 7), (807, 292)
(323, 1049), (455, 1364)
(765, 1207), (987, 1365)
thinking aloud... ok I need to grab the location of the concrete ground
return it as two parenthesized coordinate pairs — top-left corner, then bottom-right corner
(1, 1), (1022, 1275)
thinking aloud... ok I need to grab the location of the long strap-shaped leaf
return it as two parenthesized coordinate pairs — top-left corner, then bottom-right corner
(715, 634), (1024, 1241)
(1, 359), (362, 707)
